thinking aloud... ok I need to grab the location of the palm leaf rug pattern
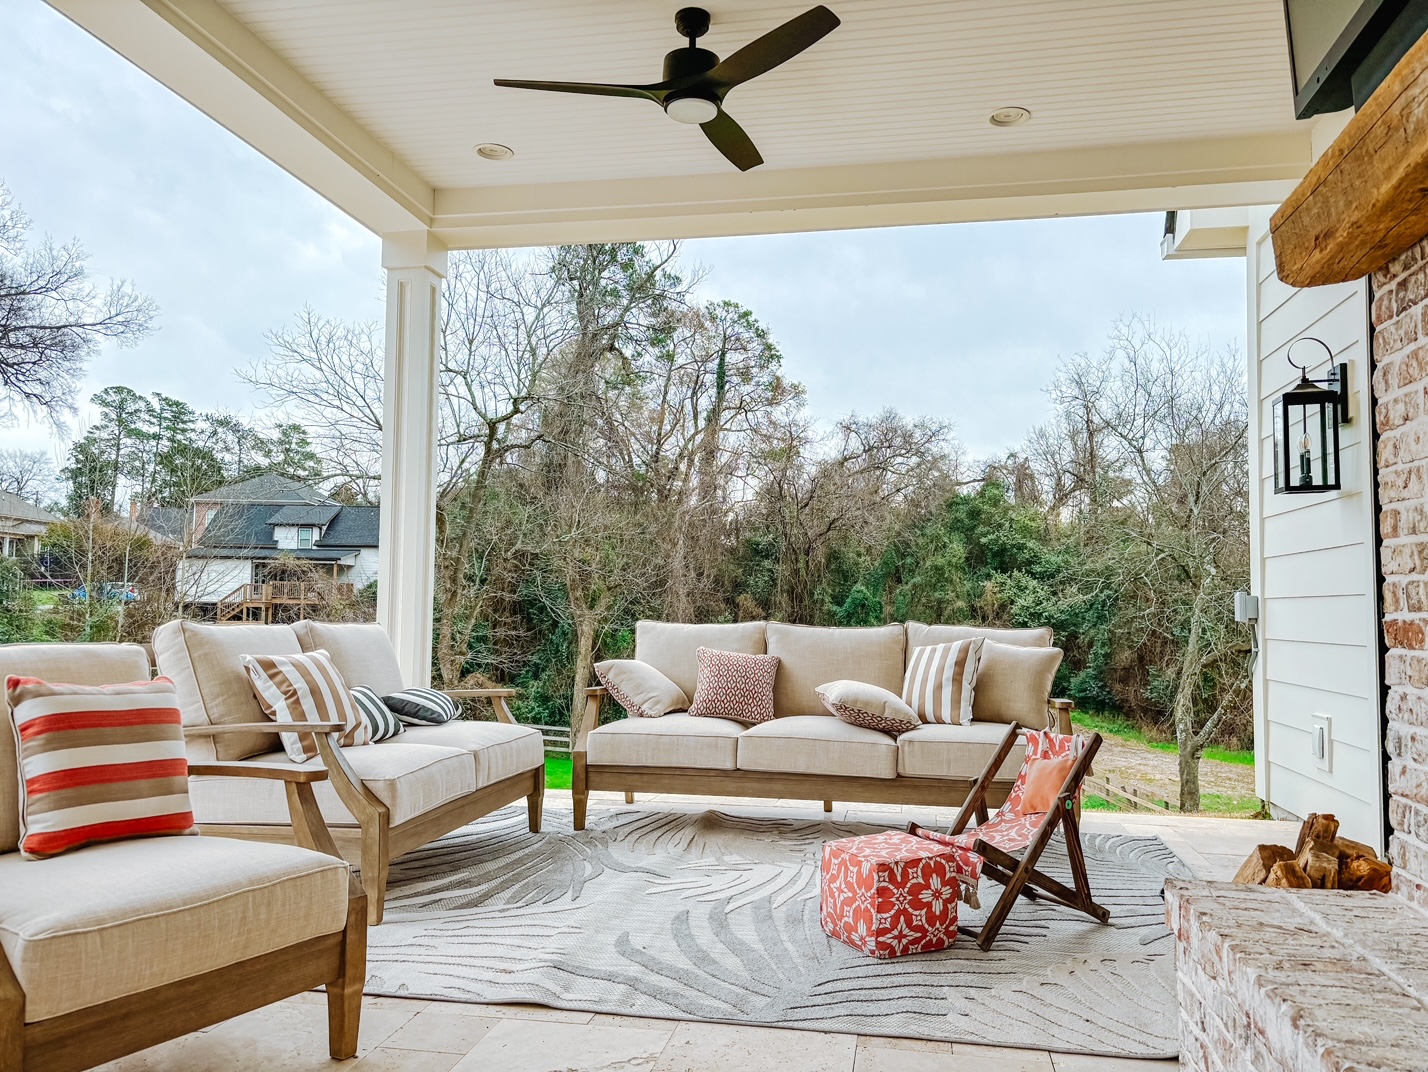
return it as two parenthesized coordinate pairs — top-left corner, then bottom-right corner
(366, 805), (1189, 1058)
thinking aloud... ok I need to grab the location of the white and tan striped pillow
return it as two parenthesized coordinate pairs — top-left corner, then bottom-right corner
(902, 639), (984, 725)
(241, 649), (370, 762)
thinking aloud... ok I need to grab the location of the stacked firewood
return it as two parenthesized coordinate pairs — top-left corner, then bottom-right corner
(1232, 813), (1392, 892)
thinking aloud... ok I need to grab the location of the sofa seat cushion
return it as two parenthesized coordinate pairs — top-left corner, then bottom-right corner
(399, 720), (544, 788)
(0, 835), (349, 1022)
(736, 715), (898, 779)
(189, 742), (476, 827)
(896, 723), (1027, 781)
(586, 713), (743, 770)
(765, 622), (905, 717)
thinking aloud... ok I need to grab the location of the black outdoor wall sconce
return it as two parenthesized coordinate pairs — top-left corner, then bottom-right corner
(1272, 337), (1350, 495)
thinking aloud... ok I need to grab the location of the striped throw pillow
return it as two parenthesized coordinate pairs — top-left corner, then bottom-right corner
(240, 649), (370, 763)
(351, 684), (404, 742)
(902, 639), (984, 725)
(381, 687), (461, 726)
(7, 675), (197, 860)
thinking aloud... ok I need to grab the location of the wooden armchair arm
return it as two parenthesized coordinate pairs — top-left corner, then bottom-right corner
(1048, 699), (1073, 734)
(184, 722), (346, 736)
(188, 762), (328, 782)
(439, 688), (519, 725)
(574, 686), (608, 752)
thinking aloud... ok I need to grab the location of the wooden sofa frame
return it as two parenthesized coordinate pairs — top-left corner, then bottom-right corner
(197, 689), (544, 925)
(1, 722), (367, 1072)
(571, 689), (1073, 830)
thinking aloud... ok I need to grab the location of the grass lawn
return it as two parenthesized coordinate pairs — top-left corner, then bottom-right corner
(1071, 708), (1253, 766)
(545, 753), (572, 790)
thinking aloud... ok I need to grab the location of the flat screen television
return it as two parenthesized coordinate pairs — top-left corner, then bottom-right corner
(1285, 0), (1428, 117)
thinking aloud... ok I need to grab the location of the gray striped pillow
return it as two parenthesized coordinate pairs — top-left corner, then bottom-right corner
(902, 639), (984, 725)
(351, 684), (404, 742)
(382, 686), (461, 725)
(241, 649), (370, 762)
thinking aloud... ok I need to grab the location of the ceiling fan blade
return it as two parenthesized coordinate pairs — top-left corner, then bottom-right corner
(706, 6), (840, 90)
(701, 109), (763, 171)
(494, 78), (664, 103)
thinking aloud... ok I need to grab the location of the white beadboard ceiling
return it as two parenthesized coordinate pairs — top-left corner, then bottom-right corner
(218, 0), (1299, 187)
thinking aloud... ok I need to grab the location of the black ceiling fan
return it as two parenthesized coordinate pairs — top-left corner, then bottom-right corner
(494, 6), (840, 171)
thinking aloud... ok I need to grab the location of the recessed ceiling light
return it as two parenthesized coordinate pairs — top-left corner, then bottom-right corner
(988, 106), (1032, 128)
(475, 143), (514, 160)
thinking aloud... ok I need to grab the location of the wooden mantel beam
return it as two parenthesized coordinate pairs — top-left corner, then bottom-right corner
(1272, 29), (1428, 288)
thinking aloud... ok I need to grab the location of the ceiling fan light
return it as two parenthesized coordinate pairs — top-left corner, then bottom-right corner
(665, 95), (719, 125)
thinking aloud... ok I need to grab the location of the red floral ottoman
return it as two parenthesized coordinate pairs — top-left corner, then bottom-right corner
(820, 830), (963, 959)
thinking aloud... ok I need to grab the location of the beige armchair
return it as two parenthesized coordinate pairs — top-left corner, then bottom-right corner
(0, 643), (366, 1072)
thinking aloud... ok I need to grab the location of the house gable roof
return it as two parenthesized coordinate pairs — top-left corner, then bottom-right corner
(267, 503), (342, 526)
(196, 503), (379, 551)
(193, 475), (327, 504)
(0, 490), (61, 526)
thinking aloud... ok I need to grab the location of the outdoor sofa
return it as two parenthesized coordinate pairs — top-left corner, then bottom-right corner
(153, 619), (546, 923)
(0, 642), (366, 1072)
(574, 621), (1071, 830)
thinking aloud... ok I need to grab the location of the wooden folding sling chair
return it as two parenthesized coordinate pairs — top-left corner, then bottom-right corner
(909, 723), (1110, 950)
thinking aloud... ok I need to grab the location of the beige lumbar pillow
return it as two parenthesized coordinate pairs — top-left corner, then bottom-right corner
(903, 638), (983, 725)
(971, 641), (1064, 727)
(815, 680), (920, 737)
(594, 659), (689, 718)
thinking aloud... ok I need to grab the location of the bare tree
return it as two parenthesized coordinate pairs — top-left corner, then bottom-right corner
(0, 182), (156, 424)
(0, 447), (59, 505)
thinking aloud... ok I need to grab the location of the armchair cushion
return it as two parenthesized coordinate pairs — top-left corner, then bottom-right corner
(0, 835), (349, 1022)
(291, 620), (405, 695)
(0, 643), (152, 854)
(7, 675), (196, 860)
(188, 742), (476, 827)
(398, 720), (544, 788)
(242, 649), (371, 761)
(153, 621), (304, 763)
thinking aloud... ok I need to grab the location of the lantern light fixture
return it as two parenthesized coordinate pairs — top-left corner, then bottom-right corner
(1272, 337), (1350, 495)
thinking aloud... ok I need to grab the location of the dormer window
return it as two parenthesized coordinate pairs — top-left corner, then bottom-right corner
(298, 527), (315, 549)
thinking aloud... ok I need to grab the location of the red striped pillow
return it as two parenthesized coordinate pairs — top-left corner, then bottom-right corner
(7, 675), (196, 860)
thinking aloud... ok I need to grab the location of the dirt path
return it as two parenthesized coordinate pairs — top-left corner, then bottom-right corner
(1091, 735), (1257, 812)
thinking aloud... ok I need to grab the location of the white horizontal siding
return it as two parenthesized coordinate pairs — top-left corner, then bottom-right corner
(1246, 208), (1383, 850)
(176, 558), (252, 604)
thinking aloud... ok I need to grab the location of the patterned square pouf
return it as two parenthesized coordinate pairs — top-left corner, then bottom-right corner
(820, 831), (960, 959)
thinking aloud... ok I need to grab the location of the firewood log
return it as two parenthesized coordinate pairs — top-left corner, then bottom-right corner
(1233, 844), (1295, 884)
(1265, 861), (1313, 889)
(1295, 814), (1340, 854)
(1341, 855), (1394, 893)
(1332, 836), (1378, 862)
(1296, 839), (1340, 889)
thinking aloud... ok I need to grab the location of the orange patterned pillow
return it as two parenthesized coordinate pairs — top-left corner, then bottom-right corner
(687, 647), (779, 725)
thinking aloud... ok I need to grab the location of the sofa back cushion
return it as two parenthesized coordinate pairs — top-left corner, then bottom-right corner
(765, 622), (905, 717)
(0, 643), (151, 854)
(291, 620), (405, 696)
(153, 621), (303, 762)
(635, 621), (767, 700)
(906, 622), (1052, 655)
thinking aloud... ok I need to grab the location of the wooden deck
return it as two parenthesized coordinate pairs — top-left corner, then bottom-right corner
(216, 581), (355, 623)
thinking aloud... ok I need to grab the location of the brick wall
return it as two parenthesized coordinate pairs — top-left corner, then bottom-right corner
(1372, 236), (1428, 909)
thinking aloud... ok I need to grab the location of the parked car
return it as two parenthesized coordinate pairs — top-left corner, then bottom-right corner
(69, 583), (141, 603)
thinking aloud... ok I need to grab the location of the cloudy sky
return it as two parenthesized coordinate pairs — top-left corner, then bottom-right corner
(1, 0), (1246, 464)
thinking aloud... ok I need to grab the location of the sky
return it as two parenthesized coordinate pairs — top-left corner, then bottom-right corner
(0, 0), (1247, 466)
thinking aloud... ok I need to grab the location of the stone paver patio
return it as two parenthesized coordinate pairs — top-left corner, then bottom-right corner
(97, 791), (1299, 1071)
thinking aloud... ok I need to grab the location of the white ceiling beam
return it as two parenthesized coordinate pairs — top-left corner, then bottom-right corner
(49, 0), (433, 234)
(430, 132), (1311, 248)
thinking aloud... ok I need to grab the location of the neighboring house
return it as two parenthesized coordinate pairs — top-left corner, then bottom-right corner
(0, 490), (60, 557)
(175, 476), (379, 619)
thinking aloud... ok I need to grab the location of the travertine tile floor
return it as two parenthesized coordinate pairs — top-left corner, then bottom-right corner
(97, 792), (1299, 1072)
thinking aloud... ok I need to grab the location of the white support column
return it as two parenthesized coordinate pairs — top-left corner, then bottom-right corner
(378, 230), (447, 687)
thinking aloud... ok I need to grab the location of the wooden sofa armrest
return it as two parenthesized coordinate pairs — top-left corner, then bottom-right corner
(574, 686), (608, 752)
(1048, 699), (1073, 735)
(439, 688), (519, 725)
(188, 762), (328, 782)
(184, 722), (346, 736)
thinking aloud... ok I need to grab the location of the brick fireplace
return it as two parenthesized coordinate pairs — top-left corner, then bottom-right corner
(1373, 239), (1428, 909)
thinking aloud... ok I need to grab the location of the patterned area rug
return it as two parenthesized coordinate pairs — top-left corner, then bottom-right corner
(365, 804), (1189, 1058)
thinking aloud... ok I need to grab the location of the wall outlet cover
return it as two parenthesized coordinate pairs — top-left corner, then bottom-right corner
(1311, 713), (1332, 771)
